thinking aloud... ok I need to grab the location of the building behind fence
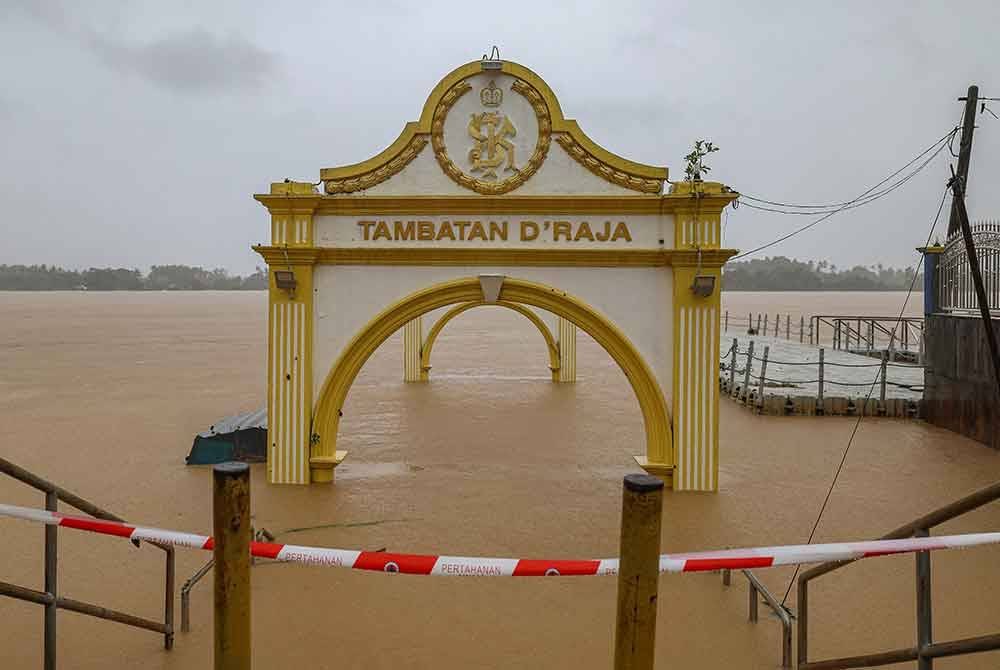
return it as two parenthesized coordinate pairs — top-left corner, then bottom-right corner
(923, 221), (1000, 449)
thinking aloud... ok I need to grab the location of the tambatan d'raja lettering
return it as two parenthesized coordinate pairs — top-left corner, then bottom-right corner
(356, 220), (633, 243)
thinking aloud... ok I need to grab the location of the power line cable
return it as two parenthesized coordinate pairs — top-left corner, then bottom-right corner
(778, 186), (951, 608)
(740, 113), (965, 209)
(737, 149), (946, 216)
(730, 128), (956, 261)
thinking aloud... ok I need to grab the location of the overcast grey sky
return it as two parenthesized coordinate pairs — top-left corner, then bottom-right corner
(1, 1), (998, 274)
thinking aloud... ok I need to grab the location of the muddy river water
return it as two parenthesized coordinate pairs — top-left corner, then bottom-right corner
(0, 291), (997, 668)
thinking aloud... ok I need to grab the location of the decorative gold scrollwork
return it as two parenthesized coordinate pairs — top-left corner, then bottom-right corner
(555, 135), (662, 194)
(324, 136), (428, 194)
(432, 79), (551, 195)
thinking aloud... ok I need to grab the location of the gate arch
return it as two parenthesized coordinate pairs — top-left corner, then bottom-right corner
(311, 276), (673, 482)
(420, 300), (561, 382)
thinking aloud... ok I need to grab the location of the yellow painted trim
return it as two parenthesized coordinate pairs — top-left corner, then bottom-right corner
(316, 60), (668, 192)
(632, 456), (674, 487)
(670, 264), (722, 491)
(555, 133), (661, 193)
(320, 123), (424, 181)
(270, 181), (318, 196)
(266, 263), (315, 484)
(557, 317), (577, 383)
(420, 301), (561, 382)
(309, 451), (348, 480)
(253, 245), (737, 268)
(312, 277), (673, 483)
(254, 193), (736, 216)
(323, 132), (428, 194)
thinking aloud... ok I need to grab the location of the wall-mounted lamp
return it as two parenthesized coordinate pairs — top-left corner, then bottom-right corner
(274, 270), (297, 293)
(690, 275), (716, 298)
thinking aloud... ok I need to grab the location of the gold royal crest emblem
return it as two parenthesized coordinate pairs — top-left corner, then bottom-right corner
(467, 81), (517, 179)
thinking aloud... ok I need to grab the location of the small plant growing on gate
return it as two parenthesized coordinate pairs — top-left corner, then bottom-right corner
(683, 139), (720, 182)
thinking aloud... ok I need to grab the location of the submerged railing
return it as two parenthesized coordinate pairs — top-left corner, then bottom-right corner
(937, 220), (1000, 313)
(719, 338), (923, 416)
(721, 568), (793, 667)
(723, 312), (924, 362)
(797, 481), (1000, 669)
(0, 457), (174, 668)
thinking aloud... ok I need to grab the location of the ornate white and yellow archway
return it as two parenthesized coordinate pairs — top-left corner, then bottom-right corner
(310, 276), (673, 483)
(253, 58), (737, 491)
(418, 300), (562, 382)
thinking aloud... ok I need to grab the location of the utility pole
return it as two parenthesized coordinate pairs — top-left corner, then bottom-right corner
(946, 85), (979, 237)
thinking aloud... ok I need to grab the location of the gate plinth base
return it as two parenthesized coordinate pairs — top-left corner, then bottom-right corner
(309, 451), (349, 484)
(633, 456), (674, 488)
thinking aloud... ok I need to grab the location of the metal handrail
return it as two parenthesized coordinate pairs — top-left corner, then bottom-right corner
(180, 526), (272, 633)
(722, 568), (793, 667)
(0, 456), (175, 667)
(797, 481), (1000, 669)
(810, 315), (923, 354)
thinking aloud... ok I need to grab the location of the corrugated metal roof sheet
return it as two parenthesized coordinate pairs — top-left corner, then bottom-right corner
(199, 408), (267, 437)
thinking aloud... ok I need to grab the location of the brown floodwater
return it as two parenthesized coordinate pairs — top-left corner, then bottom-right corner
(0, 290), (998, 669)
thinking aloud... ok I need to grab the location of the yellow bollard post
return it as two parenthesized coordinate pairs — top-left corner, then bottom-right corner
(213, 462), (252, 670)
(614, 474), (664, 670)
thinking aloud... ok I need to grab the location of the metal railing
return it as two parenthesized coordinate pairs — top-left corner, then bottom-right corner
(797, 481), (1000, 669)
(721, 568), (793, 667)
(810, 315), (923, 361)
(720, 338), (923, 417)
(181, 527), (272, 632)
(722, 312), (924, 362)
(0, 457), (174, 668)
(938, 220), (1000, 313)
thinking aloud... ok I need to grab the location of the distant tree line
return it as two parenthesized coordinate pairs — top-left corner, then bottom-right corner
(0, 264), (268, 290)
(722, 257), (920, 291)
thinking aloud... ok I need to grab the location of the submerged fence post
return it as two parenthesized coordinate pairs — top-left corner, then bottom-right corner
(915, 528), (933, 670)
(880, 351), (888, 404)
(774, 314), (779, 338)
(729, 338), (738, 396)
(756, 313), (761, 333)
(757, 346), (770, 412)
(785, 315), (790, 340)
(724, 311), (729, 332)
(213, 463), (251, 670)
(799, 316), (805, 343)
(817, 348), (825, 414)
(44, 491), (57, 670)
(763, 314), (768, 338)
(614, 474), (664, 670)
(742, 340), (755, 405)
(809, 318), (815, 346)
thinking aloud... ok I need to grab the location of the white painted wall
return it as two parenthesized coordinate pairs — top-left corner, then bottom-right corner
(312, 265), (673, 407)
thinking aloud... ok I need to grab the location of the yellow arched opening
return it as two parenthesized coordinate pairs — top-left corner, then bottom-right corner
(312, 277), (673, 483)
(420, 300), (561, 382)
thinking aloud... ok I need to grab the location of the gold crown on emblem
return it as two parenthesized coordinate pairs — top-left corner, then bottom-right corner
(480, 80), (503, 107)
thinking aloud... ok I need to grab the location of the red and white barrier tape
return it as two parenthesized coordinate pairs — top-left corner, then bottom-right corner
(1, 503), (998, 577)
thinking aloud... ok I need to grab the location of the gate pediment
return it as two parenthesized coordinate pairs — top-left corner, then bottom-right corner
(319, 61), (668, 197)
